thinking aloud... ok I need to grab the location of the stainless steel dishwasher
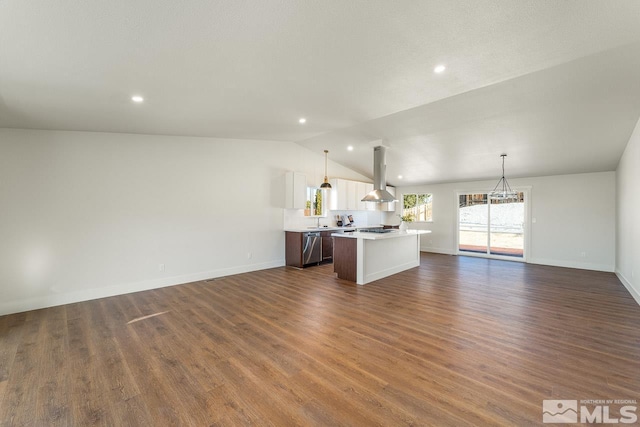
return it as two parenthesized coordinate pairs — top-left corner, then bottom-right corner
(302, 232), (322, 265)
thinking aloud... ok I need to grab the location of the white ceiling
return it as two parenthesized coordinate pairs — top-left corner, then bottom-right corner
(2, 1), (640, 185)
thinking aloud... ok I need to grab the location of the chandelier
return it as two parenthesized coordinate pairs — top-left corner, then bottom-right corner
(489, 154), (518, 201)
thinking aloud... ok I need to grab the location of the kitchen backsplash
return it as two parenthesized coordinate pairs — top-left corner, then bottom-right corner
(283, 209), (399, 229)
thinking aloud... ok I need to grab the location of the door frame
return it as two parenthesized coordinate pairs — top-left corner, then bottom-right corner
(454, 187), (531, 262)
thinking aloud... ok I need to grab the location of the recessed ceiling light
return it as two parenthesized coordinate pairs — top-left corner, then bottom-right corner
(398, 175), (403, 179)
(131, 95), (144, 103)
(434, 64), (446, 74)
(298, 118), (306, 124)
(347, 146), (354, 151)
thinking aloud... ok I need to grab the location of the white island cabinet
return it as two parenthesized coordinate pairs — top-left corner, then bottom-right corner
(332, 230), (431, 285)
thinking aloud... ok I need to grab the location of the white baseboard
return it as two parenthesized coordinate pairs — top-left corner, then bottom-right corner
(0, 260), (285, 316)
(420, 246), (455, 255)
(616, 271), (640, 307)
(528, 257), (614, 273)
(419, 251), (615, 274)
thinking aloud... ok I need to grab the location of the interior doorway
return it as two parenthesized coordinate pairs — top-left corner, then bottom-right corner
(457, 192), (527, 260)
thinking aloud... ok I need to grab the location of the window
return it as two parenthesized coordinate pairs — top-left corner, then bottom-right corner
(304, 187), (326, 217)
(402, 193), (433, 221)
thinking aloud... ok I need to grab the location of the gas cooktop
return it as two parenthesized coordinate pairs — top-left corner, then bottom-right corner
(359, 228), (394, 233)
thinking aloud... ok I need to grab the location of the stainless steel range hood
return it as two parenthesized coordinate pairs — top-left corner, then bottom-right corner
(361, 146), (397, 203)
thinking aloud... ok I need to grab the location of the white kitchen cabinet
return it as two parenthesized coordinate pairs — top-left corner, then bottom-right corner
(327, 179), (377, 212)
(339, 179), (349, 209)
(364, 183), (375, 211)
(346, 180), (357, 210)
(356, 182), (368, 210)
(285, 171), (307, 209)
(329, 179), (346, 210)
(381, 186), (396, 212)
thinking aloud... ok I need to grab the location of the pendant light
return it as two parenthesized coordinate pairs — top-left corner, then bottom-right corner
(320, 150), (332, 189)
(489, 154), (518, 201)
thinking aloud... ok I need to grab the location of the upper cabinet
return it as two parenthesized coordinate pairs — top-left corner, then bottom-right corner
(382, 186), (396, 212)
(329, 179), (346, 210)
(363, 183), (375, 211)
(356, 182), (367, 211)
(285, 172), (307, 209)
(287, 173), (388, 212)
(346, 180), (358, 210)
(328, 178), (377, 211)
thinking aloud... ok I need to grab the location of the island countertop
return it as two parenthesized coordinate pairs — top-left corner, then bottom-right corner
(331, 229), (431, 240)
(284, 226), (384, 233)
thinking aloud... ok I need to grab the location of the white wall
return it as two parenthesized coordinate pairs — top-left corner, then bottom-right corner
(616, 118), (640, 304)
(397, 171), (616, 272)
(0, 128), (366, 315)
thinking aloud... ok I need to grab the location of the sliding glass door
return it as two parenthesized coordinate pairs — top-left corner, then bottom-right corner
(458, 192), (525, 259)
(458, 194), (489, 254)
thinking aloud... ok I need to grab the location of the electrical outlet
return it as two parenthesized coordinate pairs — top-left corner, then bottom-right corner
(159, 263), (165, 272)
(247, 252), (252, 259)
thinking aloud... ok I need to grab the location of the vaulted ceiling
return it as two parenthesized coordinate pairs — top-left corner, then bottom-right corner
(2, 1), (640, 185)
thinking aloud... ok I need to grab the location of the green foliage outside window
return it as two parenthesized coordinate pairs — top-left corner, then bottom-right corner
(314, 190), (323, 216)
(402, 193), (433, 221)
(305, 188), (325, 217)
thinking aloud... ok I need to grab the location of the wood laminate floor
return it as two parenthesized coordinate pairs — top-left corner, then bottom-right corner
(1, 253), (639, 426)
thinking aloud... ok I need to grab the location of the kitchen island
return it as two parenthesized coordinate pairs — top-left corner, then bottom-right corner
(331, 229), (431, 285)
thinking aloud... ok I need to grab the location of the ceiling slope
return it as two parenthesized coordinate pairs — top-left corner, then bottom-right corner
(1, 1), (640, 183)
(298, 44), (640, 185)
